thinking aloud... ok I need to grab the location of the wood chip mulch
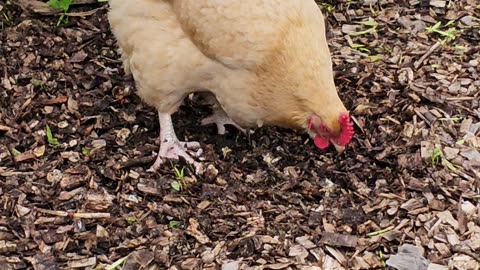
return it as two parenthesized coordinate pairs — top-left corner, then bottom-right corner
(0, 0), (479, 269)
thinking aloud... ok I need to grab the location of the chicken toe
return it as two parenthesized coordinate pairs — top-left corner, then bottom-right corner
(201, 110), (246, 135)
(148, 112), (202, 172)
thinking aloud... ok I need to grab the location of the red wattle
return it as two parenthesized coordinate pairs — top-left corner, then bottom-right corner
(314, 135), (330, 149)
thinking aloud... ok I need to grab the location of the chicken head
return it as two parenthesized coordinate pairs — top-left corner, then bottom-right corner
(307, 112), (354, 153)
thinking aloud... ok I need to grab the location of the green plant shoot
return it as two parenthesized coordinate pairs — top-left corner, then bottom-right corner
(46, 124), (59, 146)
(169, 220), (180, 228)
(47, 0), (72, 26)
(431, 148), (442, 166)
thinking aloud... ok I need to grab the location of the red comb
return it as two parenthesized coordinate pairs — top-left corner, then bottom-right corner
(334, 113), (354, 146)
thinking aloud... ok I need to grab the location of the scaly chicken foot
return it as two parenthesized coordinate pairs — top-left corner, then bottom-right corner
(201, 110), (246, 135)
(148, 112), (203, 173)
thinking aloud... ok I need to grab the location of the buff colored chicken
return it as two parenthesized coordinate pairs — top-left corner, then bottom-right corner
(108, 0), (354, 172)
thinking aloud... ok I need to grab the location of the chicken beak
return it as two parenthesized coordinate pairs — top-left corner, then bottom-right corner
(332, 141), (345, 154)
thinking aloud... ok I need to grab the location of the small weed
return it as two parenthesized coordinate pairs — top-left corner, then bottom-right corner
(360, 20), (378, 27)
(171, 165), (186, 191)
(345, 0), (358, 9)
(47, 0), (106, 26)
(377, 250), (387, 267)
(368, 55), (382, 62)
(442, 159), (462, 172)
(56, 13), (68, 26)
(350, 43), (371, 54)
(47, 0), (71, 10)
(171, 181), (182, 192)
(46, 124), (60, 146)
(1, 7), (10, 29)
(350, 20), (378, 36)
(431, 148), (442, 166)
(105, 256), (127, 270)
(81, 148), (89, 155)
(31, 78), (44, 88)
(473, 195), (480, 199)
(173, 166), (184, 179)
(368, 3), (378, 15)
(366, 227), (393, 237)
(47, 0), (72, 26)
(169, 220), (180, 228)
(425, 21), (457, 44)
(319, 3), (334, 14)
(2, 11), (10, 22)
(126, 216), (137, 225)
(438, 116), (464, 123)
(452, 117), (464, 123)
(11, 148), (21, 155)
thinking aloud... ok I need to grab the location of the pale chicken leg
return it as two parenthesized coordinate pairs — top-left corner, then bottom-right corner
(148, 112), (202, 172)
(195, 92), (246, 134)
(201, 110), (246, 135)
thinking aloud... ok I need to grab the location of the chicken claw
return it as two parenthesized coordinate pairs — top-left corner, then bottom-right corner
(148, 112), (203, 173)
(201, 110), (246, 135)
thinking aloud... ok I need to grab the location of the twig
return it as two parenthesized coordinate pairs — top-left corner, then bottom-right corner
(73, 212), (111, 219)
(414, 41), (441, 69)
(114, 156), (156, 170)
(0, 170), (36, 177)
(65, 6), (106, 17)
(36, 208), (68, 217)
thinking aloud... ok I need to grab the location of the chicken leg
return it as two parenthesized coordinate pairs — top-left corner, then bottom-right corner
(148, 112), (202, 172)
(194, 92), (246, 135)
(201, 109), (246, 135)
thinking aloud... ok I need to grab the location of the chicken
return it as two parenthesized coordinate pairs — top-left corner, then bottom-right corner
(107, 0), (354, 172)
